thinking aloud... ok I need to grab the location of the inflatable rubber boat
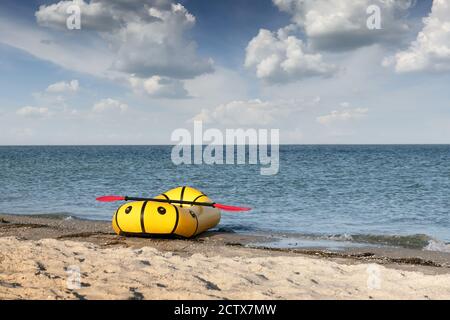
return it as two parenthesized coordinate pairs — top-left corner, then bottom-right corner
(112, 186), (221, 238)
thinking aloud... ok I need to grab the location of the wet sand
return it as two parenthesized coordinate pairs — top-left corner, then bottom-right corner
(1, 214), (450, 299)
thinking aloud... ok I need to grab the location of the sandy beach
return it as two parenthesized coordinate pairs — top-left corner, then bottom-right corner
(1, 214), (450, 300)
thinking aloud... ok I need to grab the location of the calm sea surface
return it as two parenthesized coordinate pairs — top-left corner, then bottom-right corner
(1, 145), (449, 250)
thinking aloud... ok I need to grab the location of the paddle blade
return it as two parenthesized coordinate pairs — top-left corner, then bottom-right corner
(96, 195), (126, 202)
(213, 203), (251, 212)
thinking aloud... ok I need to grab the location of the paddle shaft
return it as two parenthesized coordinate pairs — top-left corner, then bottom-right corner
(124, 196), (216, 207)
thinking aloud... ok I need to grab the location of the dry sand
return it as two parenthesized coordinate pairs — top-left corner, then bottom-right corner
(1, 214), (450, 300)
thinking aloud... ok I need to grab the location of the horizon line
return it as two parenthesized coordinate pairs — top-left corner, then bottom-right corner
(1, 143), (450, 147)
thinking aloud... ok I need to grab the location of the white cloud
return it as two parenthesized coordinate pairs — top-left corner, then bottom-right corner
(245, 27), (337, 83)
(92, 98), (128, 113)
(192, 99), (309, 126)
(36, 0), (121, 31)
(273, 0), (413, 51)
(384, 0), (450, 73)
(317, 108), (368, 125)
(129, 75), (188, 98)
(16, 106), (50, 118)
(111, 4), (213, 79)
(0, 17), (112, 77)
(35, 0), (213, 80)
(35, 0), (176, 31)
(46, 80), (79, 93)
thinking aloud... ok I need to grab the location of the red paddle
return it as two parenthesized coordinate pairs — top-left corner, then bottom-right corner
(96, 195), (251, 212)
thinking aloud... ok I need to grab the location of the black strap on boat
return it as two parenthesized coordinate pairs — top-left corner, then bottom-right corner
(140, 201), (148, 233)
(179, 186), (186, 207)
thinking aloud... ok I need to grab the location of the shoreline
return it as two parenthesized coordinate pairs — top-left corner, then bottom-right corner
(1, 213), (450, 299)
(2, 213), (449, 265)
(3, 212), (448, 249)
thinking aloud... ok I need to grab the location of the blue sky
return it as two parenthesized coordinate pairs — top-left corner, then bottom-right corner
(1, 0), (449, 145)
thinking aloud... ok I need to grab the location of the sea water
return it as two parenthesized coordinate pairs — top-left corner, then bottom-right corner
(0, 145), (449, 251)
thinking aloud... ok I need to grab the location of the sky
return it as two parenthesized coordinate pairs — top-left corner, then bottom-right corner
(0, 0), (449, 145)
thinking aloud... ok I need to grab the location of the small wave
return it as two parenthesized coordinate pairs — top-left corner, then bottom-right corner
(285, 233), (433, 249)
(0, 212), (107, 221)
(30, 213), (82, 220)
(319, 234), (354, 242)
(405, 182), (423, 189)
(424, 240), (450, 253)
(349, 234), (433, 249)
(0, 212), (75, 220)
(266, 233), (436, 250)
